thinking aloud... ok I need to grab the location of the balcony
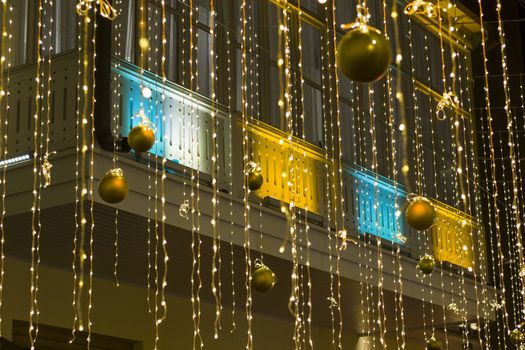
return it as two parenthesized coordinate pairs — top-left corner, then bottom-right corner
(1, 52), (483, 276)
(431, 200), (476, 270)
(346, 167), (406, 244)
(246, 122), (327, 215)
(0, 53), (493, 335)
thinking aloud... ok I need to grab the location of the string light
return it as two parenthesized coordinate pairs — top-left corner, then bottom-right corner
(159, 0), (169, 344)
(225, 2), (236, 334)
(209, 0), (222, 339)
(87, 4), (98, 348)
(494, 0), (525, 325)
(70, 0), (87, 339)
(112, 0), (123, 288)
(0, 0), (12, 338)
(294, 1), (313, 346)
(323, 1), (346, 346)
(29, 1), (44, 348)
(454, 20), (491, 345)
(240, 0), (254, 347)
(477, 0), (512, 339)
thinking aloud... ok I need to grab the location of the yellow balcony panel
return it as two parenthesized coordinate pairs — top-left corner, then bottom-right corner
(431, 200), (476, 270)
(247, 122), (327, 215)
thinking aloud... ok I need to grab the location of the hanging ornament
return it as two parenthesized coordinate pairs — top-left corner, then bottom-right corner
(76, 0), (117, 20)
(327, 297), (339, 308)
(336, 5), (391, 83)
(179, 199), (190, 218)
(98, 168), (129, 204)
(405, 194), (436, 231)
(128, 109), (156, 153)
(426, 337), (442, 350)
(436, 92), (461, 121)
(417, 254), (435, 275)
(404, 0), (437, 18)
(510, 328), (525, 345)
(337, 229), (348, 251)
(245, 161), (263, 191)
(251, 259), (276, 293)
(41, 151), (56, 188)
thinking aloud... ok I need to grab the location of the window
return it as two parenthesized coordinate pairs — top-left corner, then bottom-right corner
(236, 0), (327, 145)
(6, 0), (28, 66)
(54, 0), (77, 53)
(3, 1), (77, 66)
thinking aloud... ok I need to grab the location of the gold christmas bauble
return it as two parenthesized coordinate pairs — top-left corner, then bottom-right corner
(252, 264), (276, 293)
(336, 25), (391, 83)
(406, 196), (436, 231)
(426, 337), (442, 350)
(98, 168), (129, 204)
(128, 124), (156, 153)
(510, 328), (525, 344)
(418, 254), (435, 275)
(248, 170), (264, 191)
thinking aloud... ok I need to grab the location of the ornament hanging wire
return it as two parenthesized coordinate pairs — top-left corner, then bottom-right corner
(341, 4), (370, 31)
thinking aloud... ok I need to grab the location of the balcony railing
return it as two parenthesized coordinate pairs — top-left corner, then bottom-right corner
(431, 201), (476, 270)
(347, 167), (406, 244)
(114, 61), (231, 186)
(112, 57), (479, 271)
(246, 122), (327, 215)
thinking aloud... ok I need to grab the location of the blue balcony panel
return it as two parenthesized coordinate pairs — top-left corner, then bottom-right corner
(349, 168), (406, 244)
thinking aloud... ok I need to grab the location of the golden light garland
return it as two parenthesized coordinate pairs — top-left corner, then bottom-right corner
(321, 1), (341, 347)
(111, 0), (123, 287)
(209, 0), (222, 339)
(240, 0), (254, 348)
(0, 0), (12, 338)
(87, 4), (98, 348)
(225, 16), (236, 333)
(494, 0), (525, 328)
(454, 23), (490, 345)
(386, 2), (407, 348)
(159, 0), (169, 346)
(477, 0), (512, 339)
(29, 1), (44, 348)
(70, 0), (86, 339)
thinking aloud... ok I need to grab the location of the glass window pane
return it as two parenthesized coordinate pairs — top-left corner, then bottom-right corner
(55, 0), (76, 53)
(10, 0), (28, 66)
(303, 83), (323, 146)
(340, 100), (355, 162)
(301, 22), (321, 84)
(265, 64), (281, 128)
(336, 0), (354, 27)
(166, 11), (177, 82)
(301, 0), (319, 15)
(198, 28), (211, 97)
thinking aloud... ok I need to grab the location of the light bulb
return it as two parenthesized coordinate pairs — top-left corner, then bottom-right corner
(142, 86), (152, 99)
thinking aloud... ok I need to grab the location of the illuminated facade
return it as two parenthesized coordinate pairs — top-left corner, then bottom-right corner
(0, 0), (500, 349)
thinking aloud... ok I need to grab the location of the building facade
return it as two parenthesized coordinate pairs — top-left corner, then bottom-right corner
(0, 0), (502, 349)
